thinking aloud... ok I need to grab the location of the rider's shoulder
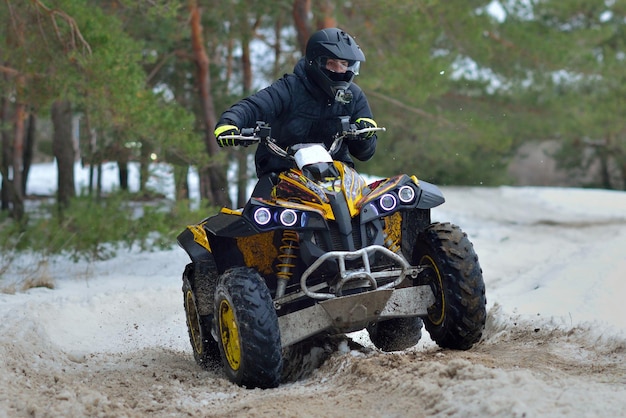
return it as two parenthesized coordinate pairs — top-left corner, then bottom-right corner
(270, 72), (308, 95)
(349, 82), (364, 96)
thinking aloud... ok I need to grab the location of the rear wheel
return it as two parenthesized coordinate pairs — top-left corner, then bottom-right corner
(367, 317), (423, 352)
(182, 264), (220, 368)
(415, 223), (486, 350)
(214, 267), (282, 388)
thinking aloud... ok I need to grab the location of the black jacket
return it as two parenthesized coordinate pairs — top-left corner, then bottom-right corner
(217, 58), (377, 177)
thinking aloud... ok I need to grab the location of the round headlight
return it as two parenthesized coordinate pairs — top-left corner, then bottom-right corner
(253, 207), (272, 225)
(398, 185), (416, 203)
(279, 209), (298, 227)
(379, 193), (397, 212)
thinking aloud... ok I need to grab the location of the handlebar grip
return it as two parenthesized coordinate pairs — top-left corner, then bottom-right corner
(217, 133), (260, 147)
(345, 126), (386, 140)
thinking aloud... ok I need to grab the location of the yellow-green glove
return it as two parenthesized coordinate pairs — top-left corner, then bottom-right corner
(214, 124), (240, 147)
(355, 117), (377, 139)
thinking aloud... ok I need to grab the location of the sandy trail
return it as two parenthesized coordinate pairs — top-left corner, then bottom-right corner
(2, 186), (626, 417)
(2, 314), (625, 418)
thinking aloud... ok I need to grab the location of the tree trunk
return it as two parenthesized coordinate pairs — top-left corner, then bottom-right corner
(139, 139), (153, 194)
(236, 150), (248, 208)
(198, 167), (211, 205)
(292, 0), (311, 54)
(89, 162), (95, 196)
(11, 100), (26, 220)
(22, 112), (36, 195)
(82, 113), (93, 195)
(0, 97), (10, 211)
(597, 150), (612, 190)
(273, 19), (283, 77)
(236, 34), (253, 208)
(86, 117), (99, 197)
(119, 159), (129, 191)
(316, 0), (337, 29)
(109, 129), (131, 192)
(174, 164), (189, 201)
(52, 100), (76, 209)
(189, 1), (231, 208)
(96, 162), (103, 200)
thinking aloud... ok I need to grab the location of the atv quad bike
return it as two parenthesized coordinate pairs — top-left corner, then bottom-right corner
(177, 120), (486, 389)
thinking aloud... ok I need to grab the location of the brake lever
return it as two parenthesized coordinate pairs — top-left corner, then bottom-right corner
(350, 126), (386, 139)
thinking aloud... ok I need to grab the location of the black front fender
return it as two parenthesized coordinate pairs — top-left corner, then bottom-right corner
(204, 211), (259, 238)
(416, 180), (445, 209)
(177, 226), (213, 263)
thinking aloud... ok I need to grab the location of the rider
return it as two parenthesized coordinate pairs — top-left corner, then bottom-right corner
(214, 27), (378, 198)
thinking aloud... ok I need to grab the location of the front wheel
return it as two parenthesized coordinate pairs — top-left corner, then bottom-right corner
(214, 267), (282, 389)
(182, 264), (220, 368)
(415, 222), (486, 350)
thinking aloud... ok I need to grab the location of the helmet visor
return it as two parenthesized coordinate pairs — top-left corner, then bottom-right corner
(321, 57), (360, 76)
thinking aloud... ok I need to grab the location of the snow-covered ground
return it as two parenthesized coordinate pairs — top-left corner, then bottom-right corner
(1, 163), (625, 417)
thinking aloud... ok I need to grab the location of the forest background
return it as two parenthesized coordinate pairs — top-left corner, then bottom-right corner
(0, 0), (624, 263)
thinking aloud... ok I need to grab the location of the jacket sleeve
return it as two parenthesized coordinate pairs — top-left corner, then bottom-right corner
(345, 85), (377, 162)
(216, 77), (291, 129)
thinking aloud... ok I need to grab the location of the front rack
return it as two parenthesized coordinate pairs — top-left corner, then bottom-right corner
(275, 245), (422, 305)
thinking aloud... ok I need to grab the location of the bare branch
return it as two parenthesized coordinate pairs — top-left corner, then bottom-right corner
(30, 0), (92, 55)
(366, 90), (455, 127)
(4, 0), (23, 44)
(0, 64), (20, 77)
(145, 50), (181, 84)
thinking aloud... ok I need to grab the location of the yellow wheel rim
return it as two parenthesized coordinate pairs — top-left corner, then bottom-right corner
(185, 290), (203, 354)
(219, 299), (241, 371)
(421, 255), (446, 326)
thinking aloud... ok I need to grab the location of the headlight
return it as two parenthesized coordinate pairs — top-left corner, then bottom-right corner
(279, 209), (298, 227)
(379, 193), (397, 211)
(253, 207), (272, 225)
(398, 185), (416, 203)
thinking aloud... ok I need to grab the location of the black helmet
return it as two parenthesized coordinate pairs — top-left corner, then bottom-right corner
(305, 28), (365, 103)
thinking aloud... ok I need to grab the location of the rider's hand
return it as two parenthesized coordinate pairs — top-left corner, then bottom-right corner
(355, 117), (378, 139)
(214, 124), (240, 147)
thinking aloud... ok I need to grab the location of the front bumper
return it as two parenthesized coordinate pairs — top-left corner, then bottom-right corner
(278, 284), (434, 347)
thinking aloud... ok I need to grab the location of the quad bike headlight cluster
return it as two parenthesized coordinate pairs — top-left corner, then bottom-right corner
(376, 185), (417, 213)
(253, 207), (306, 228)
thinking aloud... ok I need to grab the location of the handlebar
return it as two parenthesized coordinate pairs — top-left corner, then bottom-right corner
(219, 123), (386, 158)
